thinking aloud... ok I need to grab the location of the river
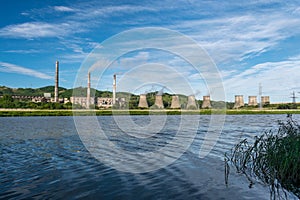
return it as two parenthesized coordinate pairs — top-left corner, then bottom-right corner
(0, 115), (299, 199)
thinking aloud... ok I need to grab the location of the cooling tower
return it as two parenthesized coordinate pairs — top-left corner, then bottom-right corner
(170, 95), (180, 109)
(248, 96), (257, 106)
(113, 74), (116, 105)
(86, 72), (91, 109)
(261, 96), (270, 106)
(54, 61), (59, 103)
(186, 95), (197, 109)
(138, 94), (148, 108)
(154, 95), (164, 109)
(233, 95), (244, 108)
(201, 96), (211, 109)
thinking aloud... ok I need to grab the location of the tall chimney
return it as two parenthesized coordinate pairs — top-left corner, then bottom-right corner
(54, 61), (59, 103)
(113, 74), (116, 105)
(87, 72), (91, 109)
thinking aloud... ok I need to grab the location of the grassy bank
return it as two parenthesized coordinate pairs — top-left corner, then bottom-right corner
(225, 115), (300, 199)
(1, 109), (300, 116)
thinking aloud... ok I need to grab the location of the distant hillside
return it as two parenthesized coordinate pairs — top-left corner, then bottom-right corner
(61, 87), (114, 98)
(0, 85), (114, 99)
(0, 85), (66, 97)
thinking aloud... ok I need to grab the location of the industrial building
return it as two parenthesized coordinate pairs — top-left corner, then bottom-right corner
(248, 96), (258, 106)
(233, 95), (244, 108)
(170, 95), (180, 109)
(261, 96), (270, 106)
(201, 96), (211, 109)
(154, 95), (164, 109)
(186, 95), (197, 109)
(138, 94), (148, 108)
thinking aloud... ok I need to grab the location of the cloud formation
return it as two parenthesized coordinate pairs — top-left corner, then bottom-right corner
(0, 62), (52, 80)
(222, 57), (300, 102)
(54, 6), (76, 12)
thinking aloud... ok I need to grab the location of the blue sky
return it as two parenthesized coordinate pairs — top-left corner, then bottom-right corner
(1, 0), (300, 102)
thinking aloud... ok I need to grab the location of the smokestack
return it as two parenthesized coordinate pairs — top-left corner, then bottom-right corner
(186, 95), (197, 109)
(87, 72), (91, 109)
(233, 95), (244, 108)
(138, 94), (148, 108)
(154, 95), (164, 109)
(113, 74), (116, 105)
(54, 61), (59, 103)
(201, 96), (211, 109)
(170, 95), (180, 109)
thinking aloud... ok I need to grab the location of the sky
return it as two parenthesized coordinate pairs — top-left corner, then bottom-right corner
(1, 0), (300, 102)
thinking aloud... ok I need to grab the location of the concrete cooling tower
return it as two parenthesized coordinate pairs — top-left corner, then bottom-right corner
(261, 96), (270, 106)
(138, 94), (148, 108)
(170, 95), (180, 109)
(154, 95), (164, 109)
(201, 96), (211, 109)
(186, 95), (197, 109)
(233, 95), (244, 108)
(248, 96), (257, 106)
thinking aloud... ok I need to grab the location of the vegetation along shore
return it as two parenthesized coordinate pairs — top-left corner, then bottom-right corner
(1, 108), (300, 117)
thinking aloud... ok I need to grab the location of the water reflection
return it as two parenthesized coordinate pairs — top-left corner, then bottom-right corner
(1, 115), (298, 199)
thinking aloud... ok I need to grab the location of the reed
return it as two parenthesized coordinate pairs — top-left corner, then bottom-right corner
(225, 114), (300, 199)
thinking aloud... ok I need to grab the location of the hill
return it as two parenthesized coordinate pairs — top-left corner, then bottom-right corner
(0, 86), (67, 97)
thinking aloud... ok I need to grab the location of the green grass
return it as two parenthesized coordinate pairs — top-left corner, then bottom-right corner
(225, 115), (300, 199)
(1, 108), (300, 117)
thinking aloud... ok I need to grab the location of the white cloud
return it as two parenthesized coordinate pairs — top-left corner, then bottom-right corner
(0, 22), (63, 38)
(2, 49), (40, 54)
(54, 6), (76, 12)
(222, 57), (300, 102)
(0, 62), (52, 80)
(171, 11), (300, 64)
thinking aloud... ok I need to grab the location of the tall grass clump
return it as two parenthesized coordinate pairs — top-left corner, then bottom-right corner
(225, 114), (300, 199)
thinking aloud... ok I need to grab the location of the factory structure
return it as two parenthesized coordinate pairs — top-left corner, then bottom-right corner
(55, 61), (271, 109)
(232, 95), (270, 109)
(1, 61), (275, 109)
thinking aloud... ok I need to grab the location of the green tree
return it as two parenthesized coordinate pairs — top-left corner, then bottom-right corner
(0, 95), (14, 108)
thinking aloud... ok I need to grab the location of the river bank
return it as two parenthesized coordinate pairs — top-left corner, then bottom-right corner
(1, 108), (300, 116)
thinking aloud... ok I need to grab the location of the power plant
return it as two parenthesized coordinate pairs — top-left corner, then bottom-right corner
(54, 61), (59, 103)
(201, 96), (211, 109)
(170, 95), (180, 109)
(234, 95), (244, 108)
(50, 61), (274, 109)
(138, 94), (149, 108)
(53, 61), (272, 109)
(248, 96), (258, 106)
(261, 96), (270, 106)
(154, 95), (164, 109)
(187, 95), (197, 109)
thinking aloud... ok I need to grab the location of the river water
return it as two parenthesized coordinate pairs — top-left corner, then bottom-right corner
(0, 114), (299, 199)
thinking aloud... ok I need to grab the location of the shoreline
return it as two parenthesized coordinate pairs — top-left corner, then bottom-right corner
(1, 108), (300, 117)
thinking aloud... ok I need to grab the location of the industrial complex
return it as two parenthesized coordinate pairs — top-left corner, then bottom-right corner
(1, 61), (272, 109)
